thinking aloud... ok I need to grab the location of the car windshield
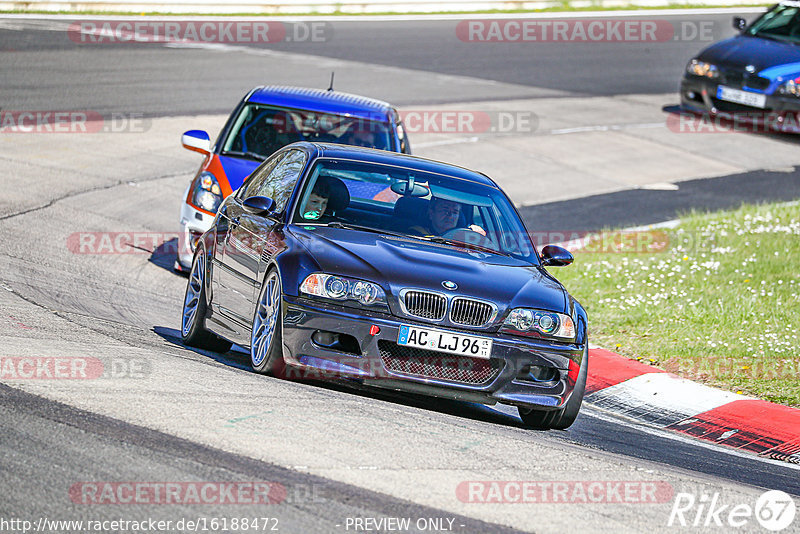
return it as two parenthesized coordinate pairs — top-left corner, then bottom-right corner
(221, 104), (393, 159)
(291, 159), (537, 262)
(746, 4), (800, 43)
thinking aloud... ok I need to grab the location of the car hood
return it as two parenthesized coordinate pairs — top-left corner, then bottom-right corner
(697, 35), (800, 78)
(288, 226), (568, 315)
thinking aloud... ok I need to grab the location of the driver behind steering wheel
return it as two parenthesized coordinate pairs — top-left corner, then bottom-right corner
(410, 197), (485, 237)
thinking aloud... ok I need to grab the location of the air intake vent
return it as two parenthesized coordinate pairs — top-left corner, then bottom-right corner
(378, 341), (502, 385)
(745, 76), (770, 91)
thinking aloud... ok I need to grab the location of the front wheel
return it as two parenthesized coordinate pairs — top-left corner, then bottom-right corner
(519, 346), (588, 430)
(181, 248), (232, 353)
(250, 269), (285, 376)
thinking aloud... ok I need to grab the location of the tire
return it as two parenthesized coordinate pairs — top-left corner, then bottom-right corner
(518, 345), (588, 430)
(181, 247), (232, 353)
(250, 268), (285, 376)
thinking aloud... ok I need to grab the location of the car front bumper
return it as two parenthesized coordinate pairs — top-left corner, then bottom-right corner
(680, 75), (800, 132)
(176, 185), (216, 271)
(280, 295), (585, 411)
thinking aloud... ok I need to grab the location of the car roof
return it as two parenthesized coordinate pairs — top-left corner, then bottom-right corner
(300, 142), (499, 188)
(246, 86), (395, 122)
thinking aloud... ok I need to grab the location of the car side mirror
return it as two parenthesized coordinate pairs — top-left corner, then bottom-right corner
(182, 130), (211, 155)
(242, 196), (276, 216)
(733, 17), (746, 32)
(540, 244), (574, 266)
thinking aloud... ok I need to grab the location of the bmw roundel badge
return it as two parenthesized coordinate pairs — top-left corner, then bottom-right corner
(442, 280), (458, 290)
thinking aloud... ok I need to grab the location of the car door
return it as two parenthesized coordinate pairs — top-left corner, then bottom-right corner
(215, 149), (307, 342)
(212, 152), (285, 331)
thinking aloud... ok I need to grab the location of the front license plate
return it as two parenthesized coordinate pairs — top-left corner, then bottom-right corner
(716, 86), (766, 109)
(397, 325), (492, 359)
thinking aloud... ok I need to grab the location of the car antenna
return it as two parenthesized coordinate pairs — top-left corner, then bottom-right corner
(327, 72), (335, 92)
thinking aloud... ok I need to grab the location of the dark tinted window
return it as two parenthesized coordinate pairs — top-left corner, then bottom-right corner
(292, 159), (536, 261)
(747, 5), (800, 42)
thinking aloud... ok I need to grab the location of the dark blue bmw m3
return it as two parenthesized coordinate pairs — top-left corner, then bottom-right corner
(181, 142), (588, 430)
(681, 2), (800, 130)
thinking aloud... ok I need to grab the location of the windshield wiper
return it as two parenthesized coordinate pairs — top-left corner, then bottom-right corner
(424, 235), (511, 257)
(321, 222), (511, 256)
(324, 221), (408, 239)
(448, 240), (511, 256)
(222, 150), (266, 161)
(323, 223), (453, 244)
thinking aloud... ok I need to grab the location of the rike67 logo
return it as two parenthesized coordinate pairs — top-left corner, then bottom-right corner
(668, 490), (796, 531)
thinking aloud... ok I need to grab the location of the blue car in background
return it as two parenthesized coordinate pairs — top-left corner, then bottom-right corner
(176, 86), (412, 271)
(681, 2), (800, 130)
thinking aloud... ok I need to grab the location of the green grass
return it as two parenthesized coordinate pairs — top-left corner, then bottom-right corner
(555, 201), (800, 407)
(0, 4), (773, 16)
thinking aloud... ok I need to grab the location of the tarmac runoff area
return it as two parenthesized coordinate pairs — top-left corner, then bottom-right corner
(1, 96), (800, 532)
(3, 97), (800, 460)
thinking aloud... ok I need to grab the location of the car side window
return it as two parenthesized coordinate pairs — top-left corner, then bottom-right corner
(247, 149), (307, 213)
(238, 152), (287, 200)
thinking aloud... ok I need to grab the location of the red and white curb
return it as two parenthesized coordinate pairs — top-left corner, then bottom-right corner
(585, 347), (800, 464)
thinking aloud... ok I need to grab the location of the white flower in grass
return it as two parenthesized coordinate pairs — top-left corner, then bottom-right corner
(711, 246), (733, 254)
(700, 261), (720, 270)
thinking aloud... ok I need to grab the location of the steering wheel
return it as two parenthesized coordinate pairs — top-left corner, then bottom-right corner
(317, 213), (348, 224)
(441, 227), (498, 250)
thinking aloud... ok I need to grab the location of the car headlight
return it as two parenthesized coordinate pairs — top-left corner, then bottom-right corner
(192, 172), (223, 213)
(502, 308), (576, 340)
(686, 59), (719, 79)
(778, 77), (800, 97)
(300, 273), (387, 307)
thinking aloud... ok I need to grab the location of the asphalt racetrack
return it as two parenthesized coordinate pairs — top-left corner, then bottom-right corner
(1, 10), (799, 534)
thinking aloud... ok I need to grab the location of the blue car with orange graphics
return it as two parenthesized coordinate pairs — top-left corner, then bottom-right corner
(176, 85), (412, 271)
(681, 2), (800, 131)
